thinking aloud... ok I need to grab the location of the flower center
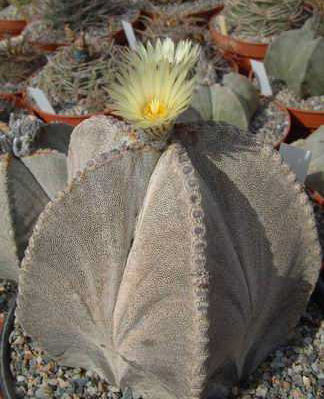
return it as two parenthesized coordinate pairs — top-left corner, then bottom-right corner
(143, 98), (167, 121)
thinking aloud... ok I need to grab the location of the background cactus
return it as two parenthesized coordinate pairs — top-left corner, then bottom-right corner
(191, 73), (259, 129)
(28, 38), (122, 115)
(222, 0), (308, 40)
(40, 0), (140, 31)
(17, 116), (321, 399)
(0, 120), (72, 281)
(264, 20), (324, 99)
(292, 126), (324, 196)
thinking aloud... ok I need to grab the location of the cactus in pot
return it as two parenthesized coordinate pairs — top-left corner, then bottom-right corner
(264, 18), (324, 100)
(191, 72), (259, 130)
(0, 116), (72, 281)
(221, 0), (308, 41)
(17, 39), (321, 399)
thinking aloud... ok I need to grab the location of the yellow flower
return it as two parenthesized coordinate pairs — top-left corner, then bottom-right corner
(110, 39), (200, 139)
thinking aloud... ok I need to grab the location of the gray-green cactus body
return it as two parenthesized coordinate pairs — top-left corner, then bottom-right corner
(17, 116), (321, 398)
(264, 19), (324, 98)
(0, 122), (72, 281)
(292, 125), (324, 195)
(192, 73), (259, 130)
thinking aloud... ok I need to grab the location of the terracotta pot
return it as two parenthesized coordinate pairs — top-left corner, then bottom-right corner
(24, 98), (114, 127)
(30, 41), (67, 53)
(209, 23), (268, 61)
(307, 188), (324, 207)
(0, 91), (24, 108)
(0, 19), (26, 39)
(285, 106), (324, 131)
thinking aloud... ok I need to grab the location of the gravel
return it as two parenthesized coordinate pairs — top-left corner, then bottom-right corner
(275, 88), (324, 112)
(1, 296), (321, 399)
(250, 97), (289, 146)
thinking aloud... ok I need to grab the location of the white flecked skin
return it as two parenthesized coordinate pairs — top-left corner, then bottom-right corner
(0, 124), (71, 282)
(17, 117), (321, 399)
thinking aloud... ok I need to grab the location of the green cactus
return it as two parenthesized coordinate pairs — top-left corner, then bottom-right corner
(191, 73), (259, 130)
(264, 20), (324, 99)
(292, 126), (324, 196)
(17, 115), (321, 398)
(0, 120), (72, 281)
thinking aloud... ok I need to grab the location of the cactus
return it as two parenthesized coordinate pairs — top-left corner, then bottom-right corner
(292, 126), (324, 196)
(16, 115), (321, 398)
(222, 0), (307, 40)
(40, 0), (140, 31)
(29, 38), (122, 115)
(264, 20), (324, 99)
(16, 39), (321, 398)
(0, 120), (72, 281)
(191, 73), (259, 130)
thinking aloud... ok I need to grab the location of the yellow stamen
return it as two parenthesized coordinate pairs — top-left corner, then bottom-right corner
(142, 99), (167, 121)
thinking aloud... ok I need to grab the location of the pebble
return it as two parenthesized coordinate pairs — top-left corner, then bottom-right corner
(275, 86), (324, 112)
(250, 97), (289, 146)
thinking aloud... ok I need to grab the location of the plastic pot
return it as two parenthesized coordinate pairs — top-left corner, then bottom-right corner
(0, 296), (16, 399)
(0, 92), (24, 109)
(0, 19), (26, 39)
(307, 189), (324, 207)
(285, 106), (324, 132)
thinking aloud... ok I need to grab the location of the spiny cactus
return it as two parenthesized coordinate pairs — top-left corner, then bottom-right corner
(17, 116), (321, 398)
(40, 0), (140, 31)
(292, 126), (324, 196)
(28, 38), (123, 115)
(192, 73), (259, 130)
(0, 35), (47, 90)
(143, 0), (221, 21)
(0, 120), (72, 281)
(223, 0), (307, 40)
(264, 19), (324, 99)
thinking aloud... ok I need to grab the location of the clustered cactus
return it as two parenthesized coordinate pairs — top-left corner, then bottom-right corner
(223, 0), (308, 39)
(10, 39), (321, 399)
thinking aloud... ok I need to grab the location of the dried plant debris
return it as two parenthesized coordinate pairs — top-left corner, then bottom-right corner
(29, 39), (124, 115)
